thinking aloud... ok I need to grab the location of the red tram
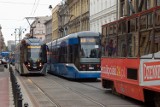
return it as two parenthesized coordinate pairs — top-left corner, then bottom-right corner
(101, 6), (160, 106)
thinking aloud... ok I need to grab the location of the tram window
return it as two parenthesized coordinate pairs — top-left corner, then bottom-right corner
(101, 37), (106, 56)
(54, 48), (59, 62)
(109, 25), (113, 34)
(113, 24), (117, 34)
(140, 32), (152, 57)
(122, 21), (126, 33)
(24, 48), (27, 62)
(154, 32), (160, 58)
(102, 26), (107, 37)
(68, 45), (73, 63)
(128, 20), (130, 33)
(57, 47), (60, 62)
(73, 45), (79, 67)
(147, 13), (153, 28)
(155, 9), (160, 27)
(107, 26), (110, 35)
(105, 38), (117, 57)
(118, 22), (122, 34)
(127, 68), (138, 80)
(130, 18), (136, 32)
(118, 34), (127, 57)
(59, 47), (66, 63)
(140, 15), (147, 30)
(154, 43), (159, 53)
(127, 34), (132, 57)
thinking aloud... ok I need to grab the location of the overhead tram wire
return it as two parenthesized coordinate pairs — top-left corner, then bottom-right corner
(0, 19), (22, 21)
(30, 0), (37, 16)
(31, 0), (41, 16)
(0, 1), (48, 5)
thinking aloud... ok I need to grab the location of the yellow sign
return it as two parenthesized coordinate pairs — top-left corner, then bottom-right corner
(27, 46), (41, 48)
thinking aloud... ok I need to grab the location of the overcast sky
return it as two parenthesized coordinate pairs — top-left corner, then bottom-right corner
(0, 0), (61, 45)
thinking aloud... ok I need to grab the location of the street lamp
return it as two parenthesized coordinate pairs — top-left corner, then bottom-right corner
(11, 31), (16, 46)
(11, 27), (26, 45)
(15, 27), (26, 43)
(48, 5), (52, 10)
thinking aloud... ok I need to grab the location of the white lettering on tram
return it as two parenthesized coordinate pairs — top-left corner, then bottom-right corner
(144, 64), (160, 81)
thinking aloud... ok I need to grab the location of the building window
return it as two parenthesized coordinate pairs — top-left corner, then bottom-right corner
(120, 0), (125, 17)
(157, 0), (160, 6)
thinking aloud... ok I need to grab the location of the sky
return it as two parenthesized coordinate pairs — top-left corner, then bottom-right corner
(0, 0), (61, 45)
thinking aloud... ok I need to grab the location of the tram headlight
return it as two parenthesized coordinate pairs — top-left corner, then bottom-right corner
(28, 63), (31, 67)
(39, 63), (43, 67)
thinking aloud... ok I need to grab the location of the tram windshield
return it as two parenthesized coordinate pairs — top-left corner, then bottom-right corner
(80, 37), (100, 58)
(27, 46), (45, 62)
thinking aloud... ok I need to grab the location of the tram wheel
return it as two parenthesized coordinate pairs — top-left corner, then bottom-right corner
(111, 84), (116, 94)
(154, 93), (160, 107)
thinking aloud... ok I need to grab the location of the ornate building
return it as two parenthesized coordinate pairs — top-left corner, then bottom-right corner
(52, 5), (60, 40)
(31, 16), (51, 41)
(57, 0), (89, 38)
(90, 0), (117, 33)
(68, 0), (89, 33)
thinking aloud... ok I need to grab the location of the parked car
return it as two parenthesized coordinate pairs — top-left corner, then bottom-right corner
(0, 57), (8, 68)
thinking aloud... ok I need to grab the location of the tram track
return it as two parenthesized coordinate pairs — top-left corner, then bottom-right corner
(24, 77), (61, 107)
(77, 80), (108, 91)
(15, 71), (145, 107)
(18, 73), (106, 107)
(17, 74), (61, 107)
(17, 73), (106, 107)
(44, 75), (106, 107)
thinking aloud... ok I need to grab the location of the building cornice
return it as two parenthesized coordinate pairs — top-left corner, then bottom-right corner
(90, 5), (117, 22)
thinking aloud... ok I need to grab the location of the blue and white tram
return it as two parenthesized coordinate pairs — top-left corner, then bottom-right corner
(47, 31), (101, 79)
(15, 37), (48, 75)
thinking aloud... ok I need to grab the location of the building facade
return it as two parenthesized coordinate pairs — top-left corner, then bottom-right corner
(68, 0), (90, 34)
(57, 1), (68, 38)
(56, 0), (90, 38)
(90, 0), (117, 33)
(31, 16), (51, 41)
(44, 18), (52, 43)
(52, 5), (60, 40)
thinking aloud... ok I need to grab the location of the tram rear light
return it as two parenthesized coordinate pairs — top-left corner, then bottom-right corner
(82, 65), (86, 68)
(97, 64), (100, 67)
